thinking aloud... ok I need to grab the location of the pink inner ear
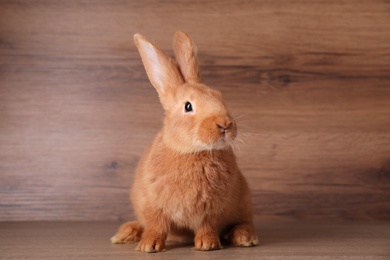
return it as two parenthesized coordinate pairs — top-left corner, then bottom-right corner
(142, 42), (165, 93)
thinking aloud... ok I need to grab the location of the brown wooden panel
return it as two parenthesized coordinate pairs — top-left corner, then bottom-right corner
(0, 0), (389, 221)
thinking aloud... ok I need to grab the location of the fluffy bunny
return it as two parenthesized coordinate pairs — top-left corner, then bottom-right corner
(111, 31), (258, 252)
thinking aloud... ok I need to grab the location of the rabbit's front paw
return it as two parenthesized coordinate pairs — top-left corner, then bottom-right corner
(194, 232), (222, 251)
(136, 231), (166, 253)
(229, 224), (258, 247)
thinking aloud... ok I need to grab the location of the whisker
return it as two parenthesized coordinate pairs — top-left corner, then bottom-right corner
(236, 136), (246, 147)
(234, 114), (246, 120)
(232, 139), (241, 153)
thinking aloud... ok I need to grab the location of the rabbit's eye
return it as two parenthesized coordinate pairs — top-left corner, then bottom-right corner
(184, 101), (193, 113)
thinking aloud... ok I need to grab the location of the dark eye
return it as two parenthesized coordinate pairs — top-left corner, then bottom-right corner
(184, 101), (193, 113)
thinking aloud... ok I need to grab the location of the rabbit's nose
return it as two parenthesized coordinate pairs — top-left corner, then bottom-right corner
(217, 121), (233, 133)
(217, 124), (226, 133)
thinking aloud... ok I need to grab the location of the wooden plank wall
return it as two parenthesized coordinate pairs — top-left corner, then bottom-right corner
(0, 0), (389, 221)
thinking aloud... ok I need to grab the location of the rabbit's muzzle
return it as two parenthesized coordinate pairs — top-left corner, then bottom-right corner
(198, 114), (237, 148)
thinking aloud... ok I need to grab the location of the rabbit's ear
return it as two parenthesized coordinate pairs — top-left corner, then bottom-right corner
(134, 34), (184, 97)
(172, 31), (201, 84)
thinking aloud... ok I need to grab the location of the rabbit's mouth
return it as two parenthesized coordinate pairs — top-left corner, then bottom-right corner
(195, 129), (236, 151)
(212, 136), (233, 150)
(210, 130), (236, 150)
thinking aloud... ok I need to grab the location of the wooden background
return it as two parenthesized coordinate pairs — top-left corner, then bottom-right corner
(0, 0), (389, 222)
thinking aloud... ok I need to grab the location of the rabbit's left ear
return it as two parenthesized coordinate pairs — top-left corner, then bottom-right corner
(134, 34), (184, 98)
(173, 31), (201, 84)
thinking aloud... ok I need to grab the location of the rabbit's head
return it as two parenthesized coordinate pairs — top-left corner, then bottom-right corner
(134, 32), (237, 153)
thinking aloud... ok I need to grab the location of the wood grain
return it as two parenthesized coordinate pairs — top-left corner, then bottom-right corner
(0, 221), (389, 259)
(0, 0), (390, 221)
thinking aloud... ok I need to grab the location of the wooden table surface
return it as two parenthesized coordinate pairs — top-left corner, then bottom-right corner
(1, 221), (389, 259)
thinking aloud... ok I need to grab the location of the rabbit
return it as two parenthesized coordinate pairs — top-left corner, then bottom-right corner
(111, 31), (258, 253)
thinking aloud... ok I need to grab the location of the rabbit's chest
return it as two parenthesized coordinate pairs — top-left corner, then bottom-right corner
(149, 158), (232, 227)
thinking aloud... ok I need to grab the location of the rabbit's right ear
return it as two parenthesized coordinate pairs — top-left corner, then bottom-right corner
(172, 31), (201, 84)
(134, 34), (184, 98)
